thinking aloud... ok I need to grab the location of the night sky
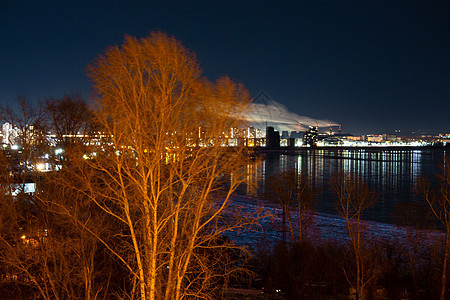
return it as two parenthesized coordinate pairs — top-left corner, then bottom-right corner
(1, 0), (449, 135)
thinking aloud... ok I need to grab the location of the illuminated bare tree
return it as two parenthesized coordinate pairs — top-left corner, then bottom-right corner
(0, 98), (111, 299)
(76, 32), (253, 300)
(330, 172), (377, 300)
(418, 156), (450, 300)
(0, 98), (56, 298)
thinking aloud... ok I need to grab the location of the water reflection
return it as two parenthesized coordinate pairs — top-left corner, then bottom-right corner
(237, 149), (445, 224)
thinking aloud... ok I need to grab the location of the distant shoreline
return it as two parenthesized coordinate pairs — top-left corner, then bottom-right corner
(251, 145), (450, 154)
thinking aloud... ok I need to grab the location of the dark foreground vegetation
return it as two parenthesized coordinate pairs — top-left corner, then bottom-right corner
(247, 233), (443, 300)
(0, 31), (449, 300)
(233, 159), (449, 300)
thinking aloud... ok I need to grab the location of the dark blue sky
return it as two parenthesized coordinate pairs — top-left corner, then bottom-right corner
(1, 0), (449, 134)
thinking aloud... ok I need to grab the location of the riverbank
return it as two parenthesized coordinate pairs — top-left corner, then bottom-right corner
(225, 195), (442, 248)
(224, 195), (444, 299)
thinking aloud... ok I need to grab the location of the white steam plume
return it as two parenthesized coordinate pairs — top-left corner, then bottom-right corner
(243, 91), (340, 132)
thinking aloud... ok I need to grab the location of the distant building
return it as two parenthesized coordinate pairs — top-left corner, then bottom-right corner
(367, 135), (383, 143)
(290, 131), (301, 139)
(2, 122), (20, 145)
(345, 135), (364, 141)
(303, 126), (318, 147)
(266, 126), (280, 148)
(383, 134), (402, 143)
(321, 137), (343, 146)
(287, 138), (296, 147)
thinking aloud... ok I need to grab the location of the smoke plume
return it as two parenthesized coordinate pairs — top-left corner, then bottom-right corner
(243, 91), (339, 132)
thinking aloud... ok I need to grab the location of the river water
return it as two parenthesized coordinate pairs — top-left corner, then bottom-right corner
(236, 148), (449, 224)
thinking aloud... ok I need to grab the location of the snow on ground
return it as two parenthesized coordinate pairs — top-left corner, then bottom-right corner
(223, 194), (442, 249)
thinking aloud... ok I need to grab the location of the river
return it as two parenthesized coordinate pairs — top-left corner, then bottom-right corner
(236, 148), (449, 224)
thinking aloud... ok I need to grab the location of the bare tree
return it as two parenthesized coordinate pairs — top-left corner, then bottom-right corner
(329, 171), (377, 300)
(392, 201), (434, 299)
(71, 31), (254, 300)
(266, 170), (296, 243)
(46, 93), (96, 150)
(0, 97), (113, 299)
(266, 169), (316, 243)
(1, 96), (48, 181)
(0, 97), (53, 298)
(39, 168), (118, 300)
(418, 155), (450, 300)
(295, 171), (316, 242)
(0, 172), (115, 299)
(0, 98), (63, 298)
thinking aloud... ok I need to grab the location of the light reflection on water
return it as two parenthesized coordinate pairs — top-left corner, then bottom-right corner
(237, 149), (447, 224)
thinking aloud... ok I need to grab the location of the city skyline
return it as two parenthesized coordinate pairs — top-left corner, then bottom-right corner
(1, 0), (449, 135)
